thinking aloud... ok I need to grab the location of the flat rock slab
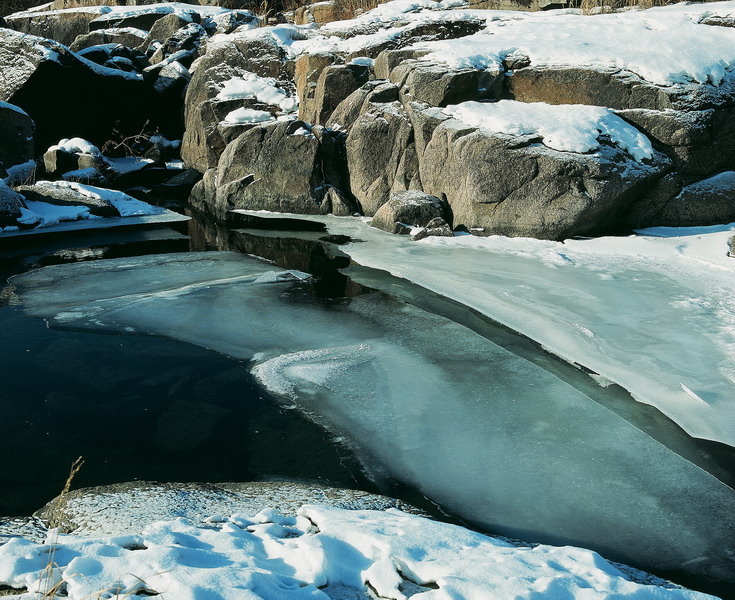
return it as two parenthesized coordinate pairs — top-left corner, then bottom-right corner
(34, 480), (424, 536)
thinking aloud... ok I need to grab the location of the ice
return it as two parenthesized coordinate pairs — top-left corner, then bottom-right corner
(0, 507), (714, 600)
(18, 201), (92, 227)
(9, 251), (735, 587)
(442, 101), (654, 161)
(266, 213), (735, 449)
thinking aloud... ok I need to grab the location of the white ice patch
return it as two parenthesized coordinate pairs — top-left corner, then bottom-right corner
(0, 507), (714, 600)
(9, 251), (735, 584)
(442, 100), (654, 161)
(223, 107), (275, 124)
(216, 73), (297, 113)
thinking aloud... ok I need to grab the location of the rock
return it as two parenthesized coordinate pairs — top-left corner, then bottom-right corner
(294, 1), (344, 25)
(16, 181), (119, 217)
(152, 167), (202, 197)
(411, 216), (454, 240)
(213, 120), (334, 216)
(42, 138), (107, 177)
(346, 102), (418, 215)
(0, 102), (34, 171)
(208, 10), (258, 35)
(327, 80), (400, 132)
(0, 179), (23, 226)
(370, 190), (447, 233)
(294, 52), (336, 112)
(181, 36), (289, 171)
(4, 7), (104, 46)
(628, 171), (735, 228)
(390, 59), (504, 107)
(618, 107), (735, 180)
(729, 236), (735, 257)
(138, 12), (192, 53)
(152, 60), (191, 96)
(50, 0), (162, 7)
(299, 63), (371, 126)
(0, 29), (172, 153)
(419, 113), (671, 240)
(322, 185), (359, 216)
(34, 480), (424, 536)
(89, 7), (199, 33)
(70, 27), (149, 52)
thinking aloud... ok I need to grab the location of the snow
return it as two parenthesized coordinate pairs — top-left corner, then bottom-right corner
(0, 506), (716, 600)
(47, 138), (101, 156)
(9, 251), (735, 583)
(442, 100), (654, 161)
(216, 72), (298, 112)
(149, 135), (181, 149)
(413, 2), (735, 86)
(18, 201), (91, 228)
(61, 167), (100, 182)
(106, 157), (154, 175)
(4, 161), (37, 186)
(224, 107), (275, 124)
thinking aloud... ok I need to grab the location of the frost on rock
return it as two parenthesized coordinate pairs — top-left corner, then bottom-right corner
(442, 101), (654, 161)
(9, 251), (735, 587)
(0, 506), (717, 600)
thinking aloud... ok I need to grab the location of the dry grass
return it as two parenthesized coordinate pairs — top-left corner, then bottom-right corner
(578, 0), (676, 13)
(1, 0), (46, 17)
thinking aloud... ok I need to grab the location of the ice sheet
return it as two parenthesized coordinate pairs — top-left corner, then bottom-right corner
(9, 251), (735, 586)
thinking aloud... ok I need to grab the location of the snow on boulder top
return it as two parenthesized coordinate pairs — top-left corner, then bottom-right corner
(320, 0), (468, 29)
(48, 137), (102, 156)
(223, 108), (276, 125)
(413, 1), (735, 87)
(216, 73), (298, 112)
(442, 100), (654, 161)
(90, 2), (232, 22)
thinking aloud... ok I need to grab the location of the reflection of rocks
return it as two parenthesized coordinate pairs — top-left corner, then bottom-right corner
(154, 399), (231, 453)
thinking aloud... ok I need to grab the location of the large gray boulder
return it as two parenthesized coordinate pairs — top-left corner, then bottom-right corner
(16, 181), (119, 217)
(210, 120), (338, 216)
(0, 102), (34, 171)
(346, 102), (419, 215)
(4, 7), (105, 46)
(370, 190), (448, 233)
(0, 180), (23, 226)
(181, 37), (289, 172)
(418, 114), (671, 240)
(70, 27), (149, 52)
(299, 63), (370, 126)
(627, 171), (735, 229)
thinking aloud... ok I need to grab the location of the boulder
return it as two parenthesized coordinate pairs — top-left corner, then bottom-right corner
(294, 53), (336, 111)
(50, 0), (162, 8)
(208, 10), (258, 35)
(213, 120), (335, 216)
(0, 180), (23, 226)
(346, 102), (419, 215)
(327, 80), (400, 132)
(419, 115), (671, 239)
(411, 216), (454, 240)
(138, 12), (192, 52)
(299, 63), (371, 126)
(89, 7), (199, 32)
(0, 102), (34, 171)
(181, 37), (289, 171)
(16, 180), (119, 216)
(43, 138), (107, 177)
(370, 190), (448, 233)
(627, 171), (735, 229)
(0, 29), (172, 153)
(4, 7), (104, 46)
(70, 27), (149, 52)
(467, 0), (570, 9)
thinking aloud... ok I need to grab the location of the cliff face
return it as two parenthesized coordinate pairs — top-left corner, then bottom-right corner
(3, 0), (735, 239)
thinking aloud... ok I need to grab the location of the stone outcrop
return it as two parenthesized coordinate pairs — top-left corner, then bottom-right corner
(4, 7), (104, 46)
(16, 181), (119, 216)
(294, 1), (344, 26)
(198, 120), (346, 216)
(0, 102), (34, 171)
(0, 28), (175, 153)
(370, 190), (448, 233)
(69, 27), (149, 51)
(299, 63), (371, 126)
(181, 36), (289, 171)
